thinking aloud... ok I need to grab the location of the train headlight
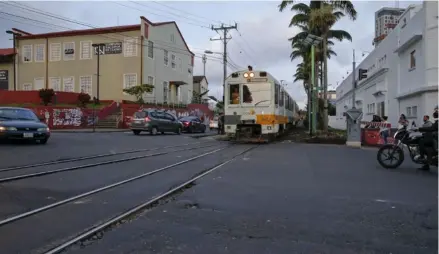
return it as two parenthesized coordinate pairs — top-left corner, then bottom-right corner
(249, 72), (255, 78)
(243, 72), (249, 78)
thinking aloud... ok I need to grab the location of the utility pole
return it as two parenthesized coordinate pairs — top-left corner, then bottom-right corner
(351, 49), (356, 107)
(210, 23), (238, 103)
(202, 54), (207, 76)
(92, 43), (105, 102)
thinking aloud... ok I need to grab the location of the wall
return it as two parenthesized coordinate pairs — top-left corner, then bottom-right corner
(30, 107), (95, 129)
(120, 103), (213, 128)
(0, 90), (113, 105)
(0, 61), (13, 90)
(16, 30), (142, 102)
(141, 19), (193, 104)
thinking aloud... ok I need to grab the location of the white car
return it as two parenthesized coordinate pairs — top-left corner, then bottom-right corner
(209, 116), (219, 129)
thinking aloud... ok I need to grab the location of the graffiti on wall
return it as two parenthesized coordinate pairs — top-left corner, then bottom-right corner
(53, 108), (84, 126)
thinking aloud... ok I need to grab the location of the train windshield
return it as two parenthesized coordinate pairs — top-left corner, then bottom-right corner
(241, 83), (271, 106)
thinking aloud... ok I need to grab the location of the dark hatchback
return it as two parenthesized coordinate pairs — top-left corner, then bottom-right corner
(179, 116), (206, 133)
(130, 109), (183, 135)
(0, 107), (50, 144)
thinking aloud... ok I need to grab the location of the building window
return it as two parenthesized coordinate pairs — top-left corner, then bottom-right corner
(35, 44), (45, 62)
(410, 50), (416, 69)
(49, 77), (61, 91)
(163, 81), (168, 103)
(407, 106), (417, 117)
(79, 76), (92, 95)
(171, 54), (176, 69)
(124, 37), (137, 57)
(63, 42), (75, 61)
(123, 73), (137, 90)
(170, 34), (175, 43)
(80, 41), (92, 60)
(367, 103), (375, 114)
(63, 76), (74, 92)
(147, 76), (154, 94)
(22, 83), (32, 91)
(147, 41), (154, 58)
(50, 43), (61, 62)
(164, 50), (168, 66)
(178, 58), (182, 72)
(22, 45), (32, 63)
(33, 77), (45, 90)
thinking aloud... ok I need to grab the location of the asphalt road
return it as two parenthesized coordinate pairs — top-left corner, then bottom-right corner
(0, 133), (436, 254)
(0, 130), (216, 168)
(66, 142), (437, 254)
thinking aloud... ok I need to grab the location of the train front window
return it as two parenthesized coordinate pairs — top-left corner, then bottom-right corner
(242, 83), (271, 106)
(229, 84), (240, 104)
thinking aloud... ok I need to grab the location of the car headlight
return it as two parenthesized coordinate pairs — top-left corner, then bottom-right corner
(37, 127), (50, 132)
(0, 127), (17, 131)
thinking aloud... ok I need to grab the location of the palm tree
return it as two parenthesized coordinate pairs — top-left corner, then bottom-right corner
(279, 0), (356, 130)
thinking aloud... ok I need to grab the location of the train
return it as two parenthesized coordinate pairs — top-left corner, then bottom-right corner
(223, 66), (300, 142)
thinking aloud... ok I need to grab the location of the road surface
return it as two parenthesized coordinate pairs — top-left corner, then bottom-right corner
(0, 133), (436, 254)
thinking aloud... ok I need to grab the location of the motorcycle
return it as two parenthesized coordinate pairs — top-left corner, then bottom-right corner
(376, 125), (438, 169)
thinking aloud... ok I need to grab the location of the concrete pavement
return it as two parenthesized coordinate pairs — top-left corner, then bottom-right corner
(67, 142), (438, 254)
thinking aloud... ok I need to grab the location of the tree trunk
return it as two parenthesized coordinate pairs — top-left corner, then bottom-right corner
(322, 35), (329, 132)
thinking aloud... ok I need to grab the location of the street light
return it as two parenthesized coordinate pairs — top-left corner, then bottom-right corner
(91, 43), (105, 102)
(204, 50), (222, 55)
(6, 30), (18, 91)
(303, 34), (323, 136)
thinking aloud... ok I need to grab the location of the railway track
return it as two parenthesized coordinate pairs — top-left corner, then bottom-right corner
(0, 142), (221, 183)
(0, 144), (258, 254)
(0, 141), (214, 173)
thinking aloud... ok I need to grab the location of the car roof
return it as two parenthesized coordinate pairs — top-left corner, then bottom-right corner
(0, 107), (32, 111)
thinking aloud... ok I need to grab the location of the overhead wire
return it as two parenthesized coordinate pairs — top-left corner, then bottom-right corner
(1, 1), (240, 72)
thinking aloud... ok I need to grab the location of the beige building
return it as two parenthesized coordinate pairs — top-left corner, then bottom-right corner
(192, 75), (209, 103)
(0, 48), (14, 90)
(9, 16), (195, 103)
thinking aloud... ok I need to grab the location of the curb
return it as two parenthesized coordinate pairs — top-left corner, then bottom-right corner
(51, 129), (128, 133)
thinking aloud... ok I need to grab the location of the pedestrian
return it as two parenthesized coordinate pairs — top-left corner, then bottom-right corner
(379, 116), (389, 144)
(398, 114), (408, 128)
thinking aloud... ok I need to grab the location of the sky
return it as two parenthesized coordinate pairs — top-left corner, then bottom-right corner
(0, 0), (421, 109)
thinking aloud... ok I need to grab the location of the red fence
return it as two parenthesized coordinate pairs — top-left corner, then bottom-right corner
(120, 103), (214, 128)
(27, 102), (118, 129)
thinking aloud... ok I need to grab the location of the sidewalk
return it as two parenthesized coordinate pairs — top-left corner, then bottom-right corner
(51, 128), (128, 133)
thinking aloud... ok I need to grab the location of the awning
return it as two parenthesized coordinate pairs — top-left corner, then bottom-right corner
(169, 81), (187, 86)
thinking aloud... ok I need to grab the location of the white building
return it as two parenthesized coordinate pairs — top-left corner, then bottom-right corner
(374, 7), (405, 47)
(140, 16), (194, 105)
(193, 76), (209, 103)
(335, 1), (438, 128)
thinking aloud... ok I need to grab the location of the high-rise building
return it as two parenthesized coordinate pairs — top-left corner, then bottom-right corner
(374, 7), (405, 47)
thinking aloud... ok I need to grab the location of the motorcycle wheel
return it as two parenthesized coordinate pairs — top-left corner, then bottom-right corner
(377, 144), (405, 169)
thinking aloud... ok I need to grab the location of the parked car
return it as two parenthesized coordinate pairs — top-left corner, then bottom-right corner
(0, 107), (50, 144)
(209, 116), (219, 130)
(179, 116), (206, 133)
(130, 109), (182, 135)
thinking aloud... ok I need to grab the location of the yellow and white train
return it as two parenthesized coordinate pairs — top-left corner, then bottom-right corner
(224, 66), (299, 142)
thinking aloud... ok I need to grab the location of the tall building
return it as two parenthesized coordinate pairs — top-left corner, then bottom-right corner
(374, 7), (405, 47)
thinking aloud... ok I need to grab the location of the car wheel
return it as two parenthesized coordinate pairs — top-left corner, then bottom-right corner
(150, 127), (158, 135)
(161, 131), (165, 135)
(133, 130), (141, 135)
(176, 127), (182, 135)
(38, 138), (48, 144)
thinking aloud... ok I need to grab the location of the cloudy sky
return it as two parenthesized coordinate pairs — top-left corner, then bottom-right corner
(0, 0), (420, 108)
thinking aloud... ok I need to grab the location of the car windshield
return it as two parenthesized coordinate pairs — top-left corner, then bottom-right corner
(0, 108), (39, 121)
(179, 117), (195, 121)
(134, 111), (148, 118)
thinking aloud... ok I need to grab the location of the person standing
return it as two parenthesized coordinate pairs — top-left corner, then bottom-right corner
(379, 116), (390, 144)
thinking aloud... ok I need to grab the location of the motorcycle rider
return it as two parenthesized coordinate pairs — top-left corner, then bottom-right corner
(416, 106), (438, 170)
(422, 115), (433, 127)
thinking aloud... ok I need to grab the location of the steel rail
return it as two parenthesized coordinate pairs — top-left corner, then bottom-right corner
(43, 145), (258, 254)
(0, 141), (215, 173)
(0, 145), (231, 227)
(0, 143), (222, 184)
